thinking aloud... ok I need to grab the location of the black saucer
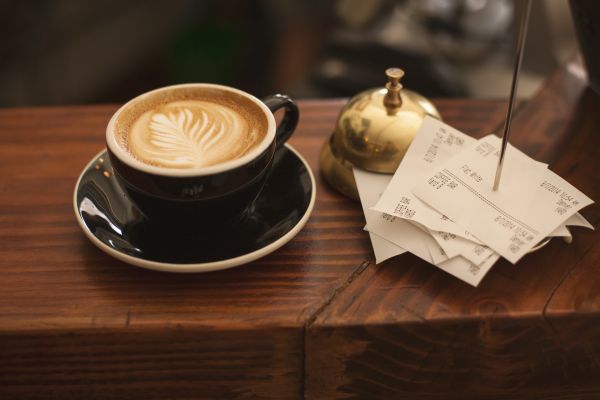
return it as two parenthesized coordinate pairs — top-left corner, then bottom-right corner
(73, 145), (315, 272)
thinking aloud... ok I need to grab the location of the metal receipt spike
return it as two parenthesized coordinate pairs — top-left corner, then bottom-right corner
(493, 0), (532, 191)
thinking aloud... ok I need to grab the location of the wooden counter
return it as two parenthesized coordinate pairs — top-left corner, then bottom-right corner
(1, 58), (599, 399)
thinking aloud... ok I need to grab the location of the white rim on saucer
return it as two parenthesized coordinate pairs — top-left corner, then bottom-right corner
(73, 144), (316, 273)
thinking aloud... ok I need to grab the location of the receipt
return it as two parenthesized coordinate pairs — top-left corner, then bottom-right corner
(353, 168), (406, 264)
(366, 208), (499, 286)
(413, 135), (594, 263)
(548, 213), (592, 238)
(548, 213), (593, 240)
(372, 116), (475, 237)
(565, 212), (594, 230)
(366, 209), (439, 265)
(354, 167), (499, 286)
(368, 231), (406, 264)
(429, 230), (494, 265)
(371, 116), (501, 264)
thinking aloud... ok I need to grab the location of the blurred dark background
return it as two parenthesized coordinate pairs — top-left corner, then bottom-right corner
(0, 0), (578, 107)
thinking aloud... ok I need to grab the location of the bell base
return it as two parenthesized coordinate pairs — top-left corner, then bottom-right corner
(319, 137), (359, 200)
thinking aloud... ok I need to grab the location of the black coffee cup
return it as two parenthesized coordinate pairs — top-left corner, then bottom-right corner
(105, 84), (299, 225)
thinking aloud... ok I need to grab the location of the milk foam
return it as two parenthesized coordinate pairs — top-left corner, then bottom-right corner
(127, 100), (263, 169)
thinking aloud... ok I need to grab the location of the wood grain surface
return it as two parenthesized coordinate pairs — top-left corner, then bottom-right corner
(307, 59), (600, 399)
(1, 58), (597, 399)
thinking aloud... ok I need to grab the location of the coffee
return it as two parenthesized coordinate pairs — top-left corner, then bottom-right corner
(112, 87), (268, 169)
(105, 84), (298, 224)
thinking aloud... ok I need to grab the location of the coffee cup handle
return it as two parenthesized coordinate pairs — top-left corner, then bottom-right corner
(262, 94), (299, 149)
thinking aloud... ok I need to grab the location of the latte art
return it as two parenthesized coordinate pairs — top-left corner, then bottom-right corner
(125, 100), (263, 169)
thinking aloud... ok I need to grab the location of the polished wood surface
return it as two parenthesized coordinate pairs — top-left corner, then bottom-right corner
(1, 58), (598, 399)
(307, 60), (600, 399)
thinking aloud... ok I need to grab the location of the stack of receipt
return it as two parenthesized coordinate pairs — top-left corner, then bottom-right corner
(355, 116), (594, 286)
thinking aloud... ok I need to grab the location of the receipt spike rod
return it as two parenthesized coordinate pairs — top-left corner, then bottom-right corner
(493, 0), (532, 191)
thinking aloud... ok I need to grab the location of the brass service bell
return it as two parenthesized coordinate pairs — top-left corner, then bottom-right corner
(319, 67), (442, 200)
